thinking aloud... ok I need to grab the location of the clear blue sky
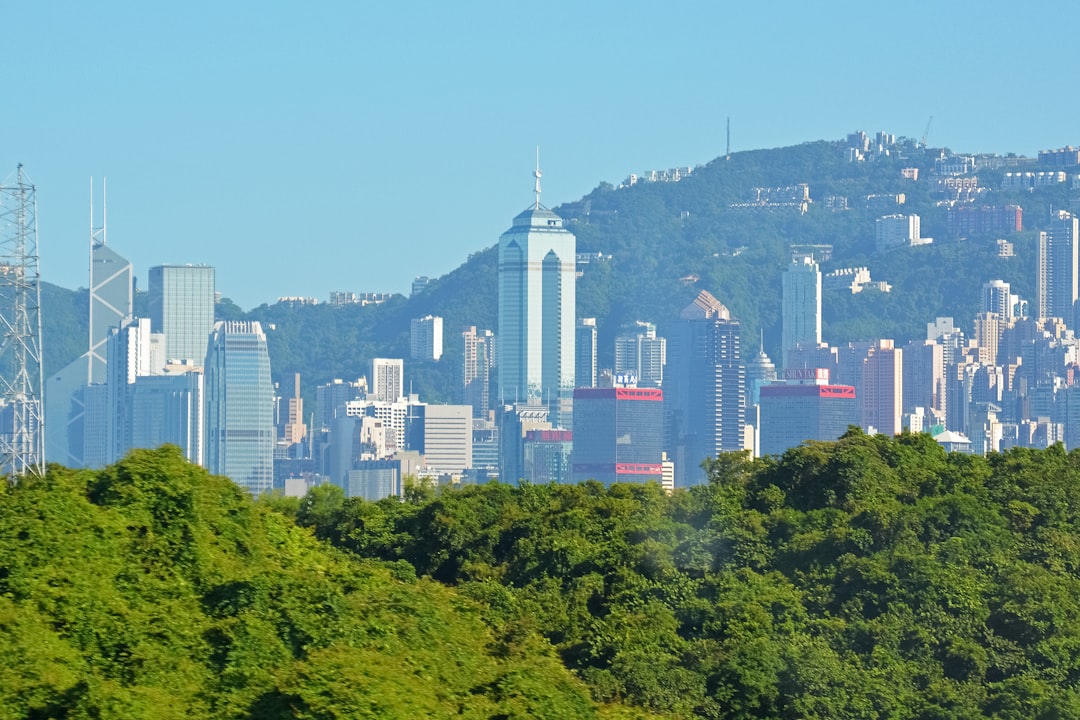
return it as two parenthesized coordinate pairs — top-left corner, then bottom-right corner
(4, 1), (1078, 309)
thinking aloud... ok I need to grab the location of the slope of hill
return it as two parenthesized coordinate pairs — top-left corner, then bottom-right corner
(241, 136), (1059, 398)
(40, 135), (1066, 400)
(0, 448), (616, 718)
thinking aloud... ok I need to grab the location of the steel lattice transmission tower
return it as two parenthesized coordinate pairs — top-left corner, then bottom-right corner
(0, 165), (45, 479)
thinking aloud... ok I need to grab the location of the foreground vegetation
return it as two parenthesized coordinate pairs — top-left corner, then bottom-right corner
(9, 431), (1080, 717)
(0, 448), (610, 719)
(296, 430), (1080, 719)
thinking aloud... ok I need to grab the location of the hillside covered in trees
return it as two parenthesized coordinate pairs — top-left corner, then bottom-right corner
(295, 431), (1080, 719)
(194, 137), (1061, 399)
(40, 135), (1066, 403)
(8, 433), (1080, 716)
(0, 449), (625, 719)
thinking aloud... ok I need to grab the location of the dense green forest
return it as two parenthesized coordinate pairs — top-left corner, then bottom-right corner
(9, 434), (1080, 716)
(293, 432), (1080, 719)
(0, 449), (638, 719)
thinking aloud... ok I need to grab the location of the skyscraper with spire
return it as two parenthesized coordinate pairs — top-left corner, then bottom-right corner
(45, 179), (134, 466)
(497, 157), (576, 428)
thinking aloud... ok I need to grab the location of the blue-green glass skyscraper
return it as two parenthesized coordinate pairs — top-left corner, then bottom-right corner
(204, 320), (273, 494)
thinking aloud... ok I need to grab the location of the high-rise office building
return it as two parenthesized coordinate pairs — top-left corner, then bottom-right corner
(781, 256), (822, 370)
(614, 321), (666, 388)
(149, 265), (216, 363)
(410, 315), (444, 361)
(759, 383), (856, 456)
(462, 326), (495, 418)
(902, 339), (945, 419)
(575, 318), (598, 389)
(572, 387), (664, 485)
(204, 321), (274, 494)
(497, 169), (576, 427)
(664, 290), (746, 487)
(130, 371), (204, 466)
(370, 358), (404, 402)
(498, 402), (550, 484)
(861, 340), (903, 436)
(46, 217), (134, 466)
(1036, 210), (1079, 320)
(523, 429), (573, 484)
(89, 241), (134, 384)
(315, 378), (365, 431)
(408, 404), (473, 473)
(104, 317), (166, 463)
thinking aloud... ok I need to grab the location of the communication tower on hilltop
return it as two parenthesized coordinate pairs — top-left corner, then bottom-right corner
(0, 165), (45, 478)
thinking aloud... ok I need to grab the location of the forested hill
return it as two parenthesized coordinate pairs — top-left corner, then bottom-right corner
(296, 432), (1080, 719)
(240, 136), (1052, 399)
(9, 430), (1080, 716)
(0, 448), (626, 719)
(43, 135), (1067, 399)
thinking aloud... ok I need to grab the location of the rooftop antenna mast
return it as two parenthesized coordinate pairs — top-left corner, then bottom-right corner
(534, 146), (542, 209)
(0, 165), (45, 479)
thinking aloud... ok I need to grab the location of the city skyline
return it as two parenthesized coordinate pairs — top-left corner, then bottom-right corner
(5, 2), (1080, 309)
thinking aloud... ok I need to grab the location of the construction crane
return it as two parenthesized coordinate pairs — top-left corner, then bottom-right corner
(920, 116), (933, 148)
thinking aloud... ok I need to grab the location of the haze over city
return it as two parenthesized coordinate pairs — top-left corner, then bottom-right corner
(5, 0), (1080, 309)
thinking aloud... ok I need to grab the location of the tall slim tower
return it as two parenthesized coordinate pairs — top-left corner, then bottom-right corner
(862, 340), (903, 436)
(497, 160), (576, 427)
(204, 321), (274, 494)
(0, 166), (45, 477)
(88, 179), (133, 383)
(463, 326), (495, 418)
(782, 255), (822, 370)
(575, 318), (597, 389)
(981, 279), (1014, 322)
(1036, 210), (1079, 320)
(45, 179), (134, 467)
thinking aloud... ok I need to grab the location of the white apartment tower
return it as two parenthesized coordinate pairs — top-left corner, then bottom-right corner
(497, 164), (576, 427)
(410, 315), (444, 361)
(370, 358), (404, 402)
(982, 279), (1015, 322)
(875, 214), (925, 250)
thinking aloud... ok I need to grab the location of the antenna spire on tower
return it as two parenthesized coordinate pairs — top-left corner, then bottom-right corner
(534, 146), (542, 209)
